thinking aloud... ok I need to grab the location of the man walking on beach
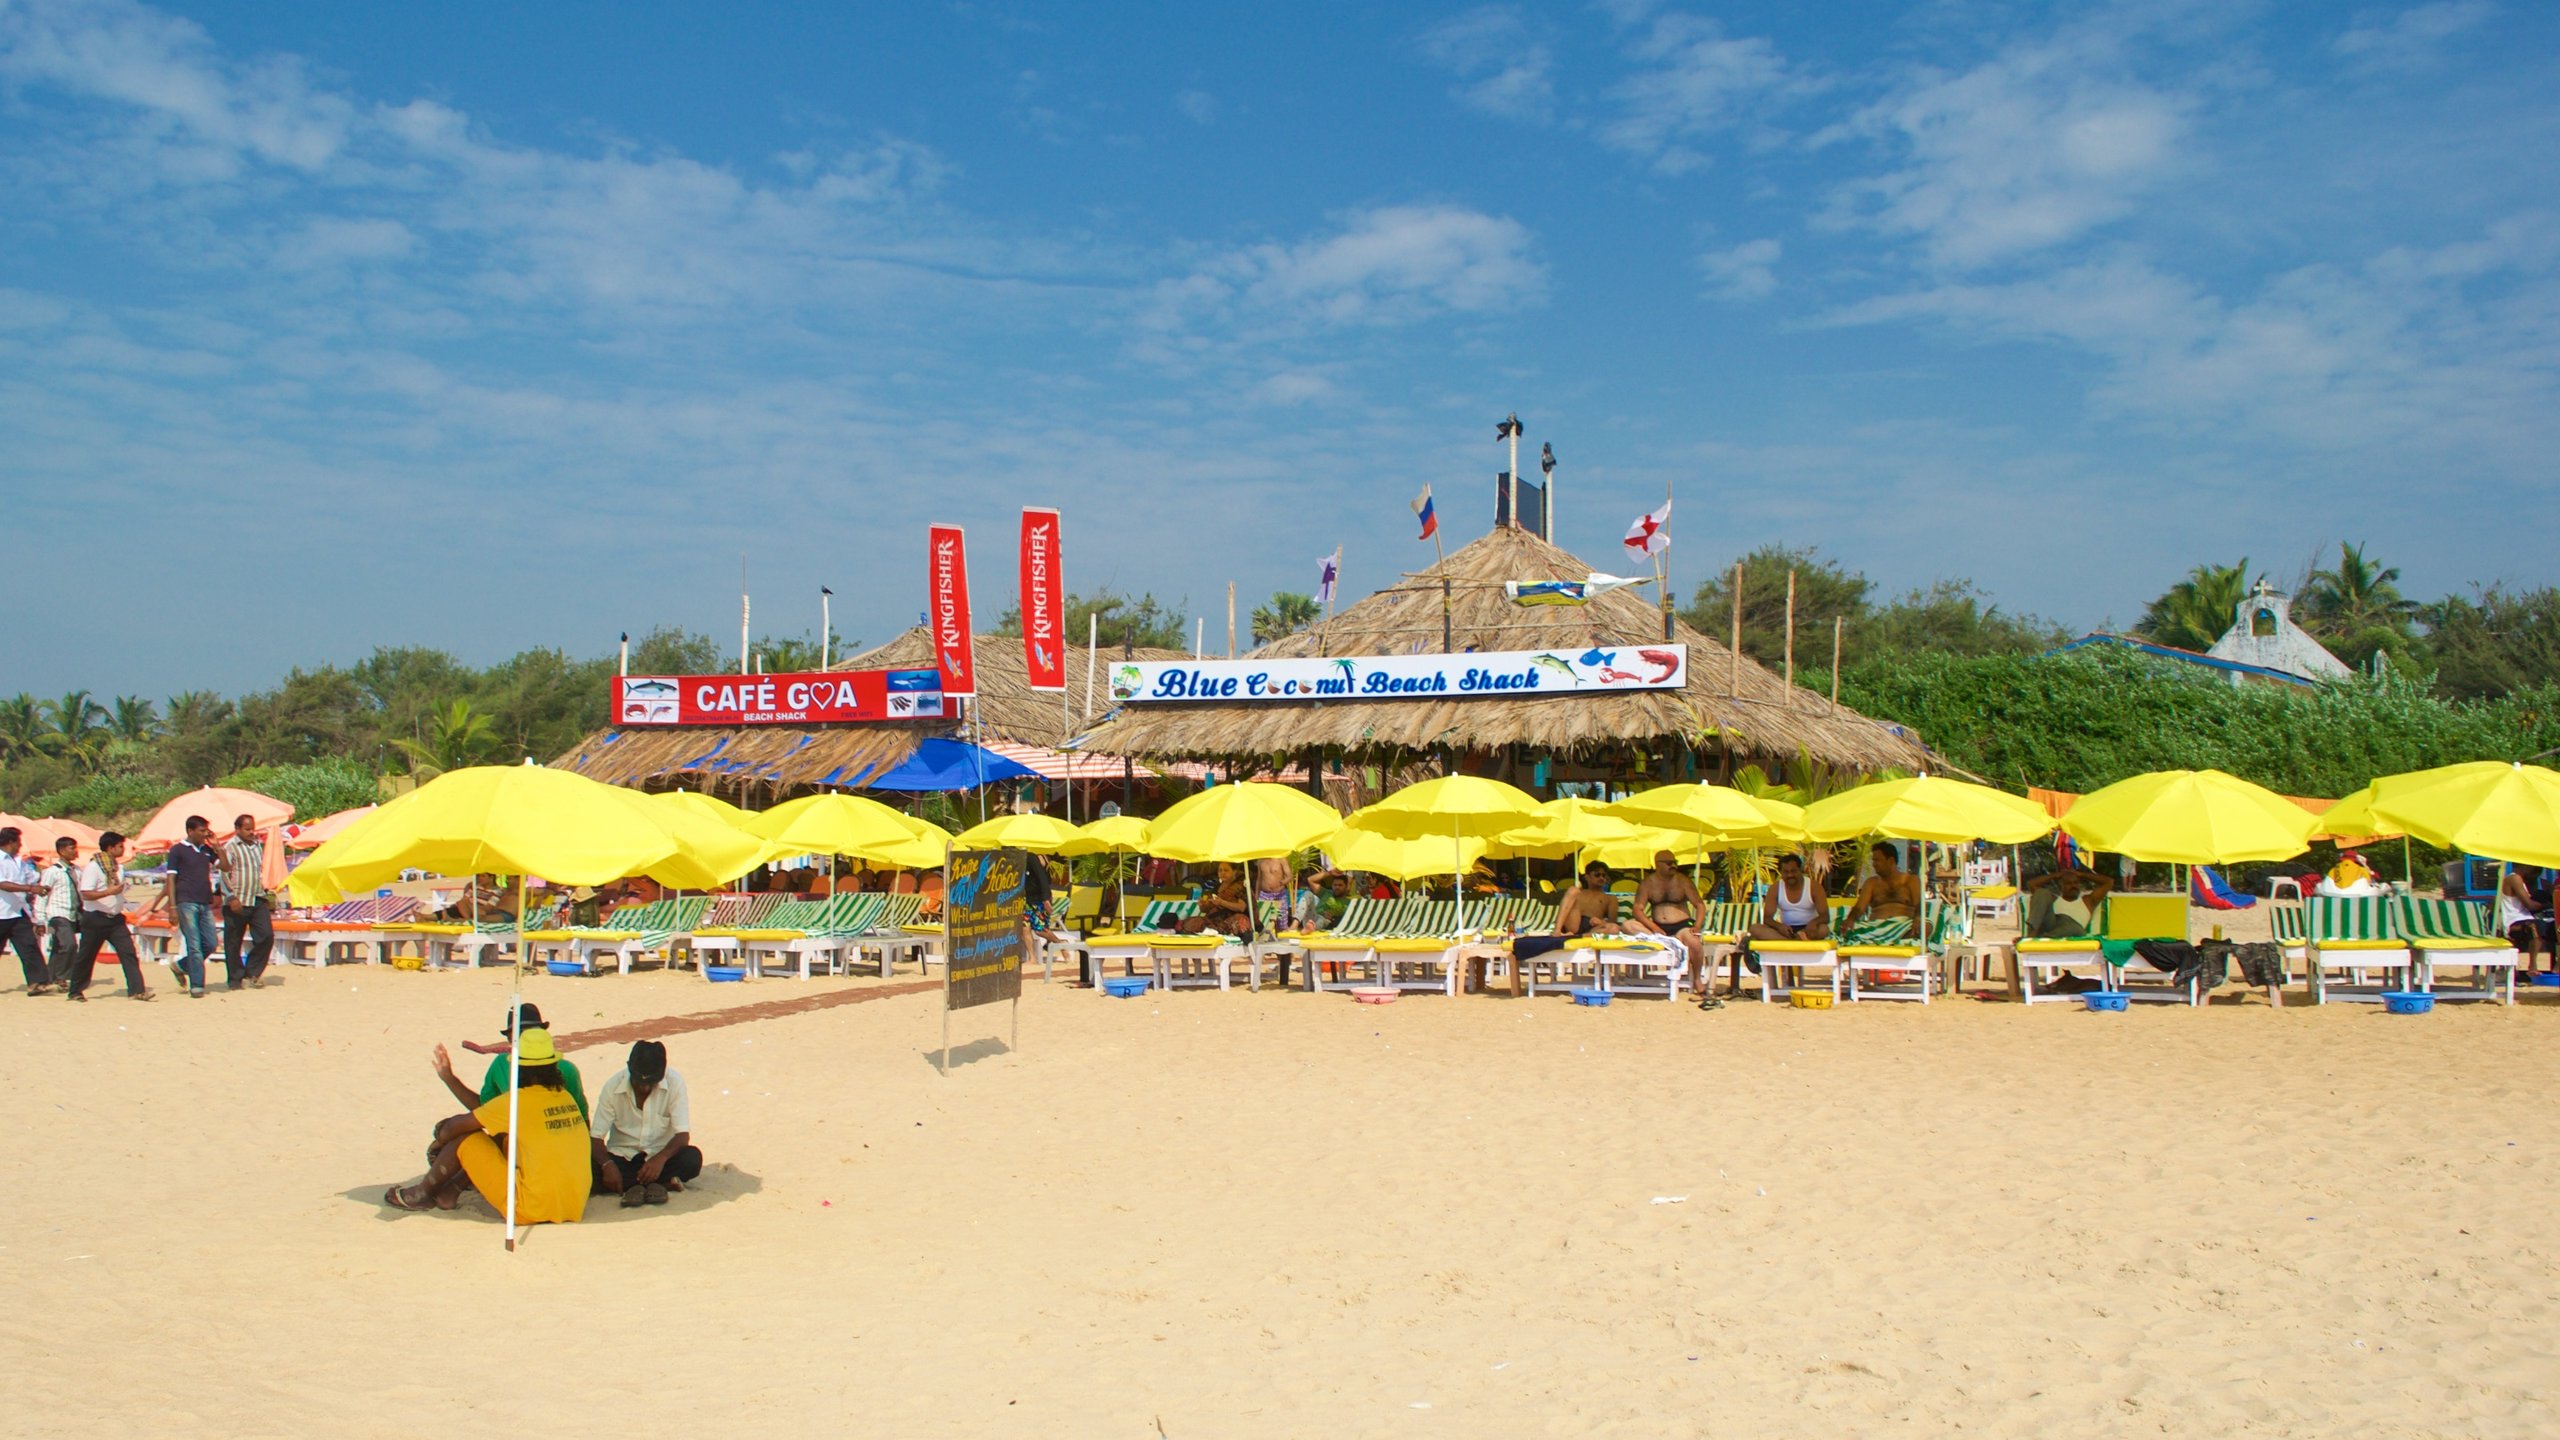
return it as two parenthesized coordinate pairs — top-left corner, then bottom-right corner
(40, 837), (81, 990)
(66, 831), (151, 1002)
(0, 827), (52, 994)
(140, 816), (220, 997)
(590, 1039), (699, 1208)
(218, 813), (273, 989)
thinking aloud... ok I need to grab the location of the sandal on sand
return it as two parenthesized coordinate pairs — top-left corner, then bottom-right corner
(66, 991), (86, 1003)
(620, 1186), (646, 1209)
(127, 990), (154, 1002)
(384, 1185), (435, 1212)
(643, 1183), (668, 1206)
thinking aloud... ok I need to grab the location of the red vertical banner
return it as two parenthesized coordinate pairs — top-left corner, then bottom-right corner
(928, 523), (976, 698)
(1020, 507), (1065, 691)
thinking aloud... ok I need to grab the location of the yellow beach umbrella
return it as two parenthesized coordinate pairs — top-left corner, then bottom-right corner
(2369, 761), (2560, 868)
(291, 765), (766, 903)
(1058, 813), (1152, 856)
(1800, 775), (2054, 845)
(2060, 769), (2319, 865)
(650, 789), (759, 829)
(954, 813), (1085, 853)
(748, 792), (945, 868)
(1605, 783), (1784, 843)
(1354, 775), (1542, 839)
(1486, 796), (1641, 860)
(1145, 782), (1341, 862)
(1583, 826), (1726, 871)
(2309, 784), (2400, 843)
(1322, 823), (1488, 882)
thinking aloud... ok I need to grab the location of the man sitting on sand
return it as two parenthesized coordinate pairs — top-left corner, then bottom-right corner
(433, 1002), (590, 1122)
(388, 1026), (591, 1221)
(2022, 865), (2113, 938)
(590, 1040), (698, 1208)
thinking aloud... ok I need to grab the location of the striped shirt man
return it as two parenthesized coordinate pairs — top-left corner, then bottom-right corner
(220, 833), (266, 907)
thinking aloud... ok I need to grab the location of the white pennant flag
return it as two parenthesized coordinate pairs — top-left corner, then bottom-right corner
(1623, 498), (1671, 558)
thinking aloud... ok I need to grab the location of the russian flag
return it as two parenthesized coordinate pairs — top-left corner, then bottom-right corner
(1412, 484), (1437, 540)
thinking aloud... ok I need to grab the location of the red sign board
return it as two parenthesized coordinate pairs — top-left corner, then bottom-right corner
(928, 523), (976, 698)
(1020, 508), (1064, 691)
(614, 670), (946, 726)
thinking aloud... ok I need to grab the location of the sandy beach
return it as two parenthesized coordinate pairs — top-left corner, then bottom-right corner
(8, 960), (2557, 1439)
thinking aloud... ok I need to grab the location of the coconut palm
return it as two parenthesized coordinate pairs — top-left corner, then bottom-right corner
(42, 690), (107, 766)
(107, 695), (160, 743)
(0, 693), (44, 764)
(2303, 542), (2418, 669)
(1250, 591), (1320, 645)
(390, 697), (499, 777)
(2138, 560), (2252, 652)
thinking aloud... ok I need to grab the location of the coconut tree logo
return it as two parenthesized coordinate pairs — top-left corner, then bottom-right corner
(1111, 664), (1143, 699)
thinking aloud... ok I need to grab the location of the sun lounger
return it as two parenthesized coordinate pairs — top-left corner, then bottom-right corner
(1838, 907), (1947, 1003)
(1570, 932), (1687, 998)
(2394, 895), (2516, 1005)
(2307, 895), (2411, 1004)
(2093, 894), (2200, 1006)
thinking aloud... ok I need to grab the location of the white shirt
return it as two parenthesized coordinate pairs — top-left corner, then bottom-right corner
(589, 1068), (690, 1156)
(1773, 876), (1820, 927)
(0, 853), (34, 921)
(39, 862), (81, 923)
(77, 859), (125, 916)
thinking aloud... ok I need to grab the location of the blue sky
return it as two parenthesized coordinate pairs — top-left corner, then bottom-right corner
(3, 0), (2554, 698)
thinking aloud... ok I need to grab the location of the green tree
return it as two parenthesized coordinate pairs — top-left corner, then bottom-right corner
(2136, 559), (2252, 652)
(752, 631), (850, 674)
(41, 690), (107, 767)
(0, 693), (44, 765)
(1863, 581), (2065, 659)
(2419, 585), (2560, 700)
(627, 627), (726, 676)
(1681, 547), (1872, 669)
(995, 588), (1188, 651)
(107, 695), (160, 743)
(160, 690), (241, 785)
(1250, 591), (1319, 644)
(2303, 542), (2418, 670)
(391, 698), (499, 776)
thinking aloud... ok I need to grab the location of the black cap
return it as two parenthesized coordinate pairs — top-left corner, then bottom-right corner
(502, 1002), (545, 1038)
(628, 1039), (667, 1085)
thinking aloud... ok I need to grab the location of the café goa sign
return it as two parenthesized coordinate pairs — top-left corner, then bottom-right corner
(1109, 645), (1686, 704)
(615, 669), (945, 726)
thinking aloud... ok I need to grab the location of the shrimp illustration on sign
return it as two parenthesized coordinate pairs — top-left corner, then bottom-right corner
(1636, 649), (1682, 684)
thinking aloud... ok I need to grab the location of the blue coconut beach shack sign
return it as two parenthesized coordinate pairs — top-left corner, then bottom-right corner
(1112, 645), (1687, 704)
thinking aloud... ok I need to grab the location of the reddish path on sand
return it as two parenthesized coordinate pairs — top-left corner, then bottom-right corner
(558, 981), (939, 1052)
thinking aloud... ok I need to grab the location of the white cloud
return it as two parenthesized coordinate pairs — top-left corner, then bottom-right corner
(1419, 7), (1552, 120)
(1175, 89), (1218, 124)
(270, 216), (415, 270)
(1698, 238), (1780, 300)
(1832, 31), (2190, 269)
(1145, 204), (1544, 337)
(1600, 12), (1798, 174)
(2334, 2), (2495, 70)
(0, 0), (352, 171)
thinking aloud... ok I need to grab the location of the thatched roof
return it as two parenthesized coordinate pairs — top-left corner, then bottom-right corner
(555, 628), (1187, 794)
(1076, 526), (1927, 772)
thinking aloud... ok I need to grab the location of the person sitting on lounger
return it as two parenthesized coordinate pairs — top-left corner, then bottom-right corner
(1632, 850), (1710, 975)
(1193, 862), (1253, 936)
(1843, 842), (1920, 928)
(590, 1039), (699, 1208)
(1749, 853), (1829, 942)
(2022, 865), (2112, 938)
(2500, 866), (2550, 976)
(1513, 861), (1624, 968)
(388, 1025), (591, 1221)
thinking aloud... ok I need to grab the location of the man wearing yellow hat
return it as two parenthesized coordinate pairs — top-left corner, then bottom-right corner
(386, 1026), (592, 1222)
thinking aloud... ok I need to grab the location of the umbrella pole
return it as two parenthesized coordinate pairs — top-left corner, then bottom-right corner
(504, 874), (525, 1253)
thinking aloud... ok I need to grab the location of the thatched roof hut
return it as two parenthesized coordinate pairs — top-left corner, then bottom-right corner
(1076, 526), (1926, 777)
(553, 628), (1187, 796)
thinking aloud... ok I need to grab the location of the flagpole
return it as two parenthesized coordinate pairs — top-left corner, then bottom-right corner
(1325, 545), (1341, 625)
(1507, 416), (1519, 535)
(739, 554), (750, 676)
(1658, 479), (1674, 641)
(821, 588), (833, 669)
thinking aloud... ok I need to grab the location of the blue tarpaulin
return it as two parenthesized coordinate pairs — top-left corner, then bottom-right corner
(853, 737), (1039, 792)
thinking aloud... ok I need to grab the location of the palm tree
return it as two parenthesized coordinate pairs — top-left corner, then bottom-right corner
(2303, 542), (2418, 669)
(0, 693), (44, 764)
(107, 695), (161, 743)
(1250, 591), (1320, 645)
(42, 690), (107, 767)
(164, 691), (231, 736)
(391, 698), (499, 777)
(2137, 560), (2253, 652)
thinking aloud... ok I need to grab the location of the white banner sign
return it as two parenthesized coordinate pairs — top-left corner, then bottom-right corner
(1109, 645), (1687, 704)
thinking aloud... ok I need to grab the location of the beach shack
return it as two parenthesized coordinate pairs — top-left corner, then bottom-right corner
(1075, 526), (1927, 796)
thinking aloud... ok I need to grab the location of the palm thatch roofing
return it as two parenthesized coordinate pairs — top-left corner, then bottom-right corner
(554, 628), (1187, 795)
(1076, 526), (1928, 773)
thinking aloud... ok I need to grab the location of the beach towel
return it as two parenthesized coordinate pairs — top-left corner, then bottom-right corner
(2191, 865), (2257, 911)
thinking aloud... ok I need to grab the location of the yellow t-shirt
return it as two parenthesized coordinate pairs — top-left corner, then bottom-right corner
(457, 1083), (591, 1224)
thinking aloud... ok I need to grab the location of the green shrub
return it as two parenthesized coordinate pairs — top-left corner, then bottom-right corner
(26, 773), (185, 822)
(221, 757), (382, 821)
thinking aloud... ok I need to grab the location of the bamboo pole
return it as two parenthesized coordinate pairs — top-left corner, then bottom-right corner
(1729, 563), (1742, 695)
(1226, 582), (1237, 658)
(1783, 570), (1797, 691)
(1831, 616), (1843, 704)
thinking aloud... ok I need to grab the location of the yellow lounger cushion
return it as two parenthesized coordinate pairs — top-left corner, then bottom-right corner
(517, 929), (575, 941)
(1299, 934), (1382, 948)
(386, 922), (468, 934)
(1079, 932), (1158, 946)
(716, 928), (805, 942)
(1374, 937), (1460, 952)
(1144, 934), (1225, 949)
(2410, 937), (2512, 951)
(900, 923), (943, 934)
(2016, 938), (2101, 953)
(1754, 939), (1834, 953)
(1564, 936), (1667, 951)
(2316, 938), (2408, 951)
(1838, 945), (1924, 958)
(1970, 885), (2019, 898)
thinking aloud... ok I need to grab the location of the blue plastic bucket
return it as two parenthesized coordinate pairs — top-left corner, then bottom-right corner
(2083, 992), (2130, 1012)
(2532, 973), (2560, 988)
(2381, 991), (2434, 1015)
(544, 960), (586, 978)
(704, 965), (746, 983)
(1101, 976), (1150, 998)
(1569, 987), (1612, 1007)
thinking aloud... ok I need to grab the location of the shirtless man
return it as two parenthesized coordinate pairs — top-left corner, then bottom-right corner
(1631, 850), (1710, 976)
(1844, 842), (1921, 929)
(1510, 862), (1623, 989)
(1748, 853), (1829, 942)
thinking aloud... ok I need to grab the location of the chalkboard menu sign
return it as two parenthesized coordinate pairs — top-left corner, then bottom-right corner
(943, 848), (1026, 1013)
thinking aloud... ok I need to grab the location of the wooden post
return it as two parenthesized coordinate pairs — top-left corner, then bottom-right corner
(1783, 569), (1797, 690)
(1728, 563), (1742, 695)
(1226, 582), (1236, 658)
(1831, 616), (1844, 705)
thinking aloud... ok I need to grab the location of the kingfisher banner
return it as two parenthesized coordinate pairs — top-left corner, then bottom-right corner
(615, 670), (945, 726)
(928, 523), (976, 698)
(1109, 644), (1687, 704)
(1020, 508), (1065, 691)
